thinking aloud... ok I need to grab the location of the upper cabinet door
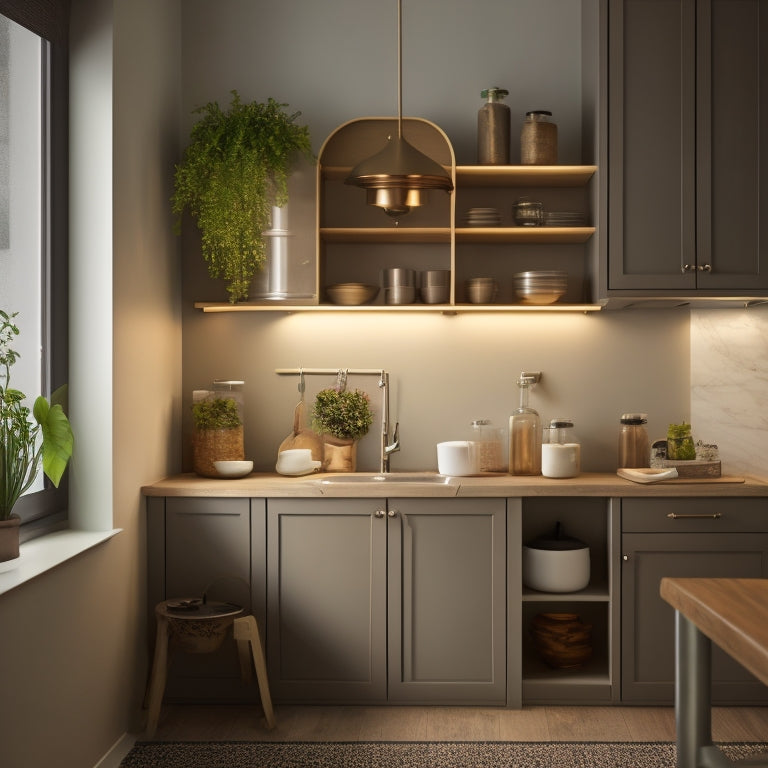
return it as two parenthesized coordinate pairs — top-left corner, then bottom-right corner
(697, 0), (768, 290)
(607, 0), (768, 295)
(608, 0), (697, 291)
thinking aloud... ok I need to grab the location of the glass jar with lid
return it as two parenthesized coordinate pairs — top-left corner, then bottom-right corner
(618, 413), (650, 468)
(541, 418), (580, 478)
(470, 419), (505, 472)
(191, 380), (245, 477)
(512, 197), (543, 227)
(520, 110), (558, 165)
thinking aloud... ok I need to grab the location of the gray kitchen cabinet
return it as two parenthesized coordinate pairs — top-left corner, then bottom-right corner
(607, 0), (768, 296)
(266, 496), (507, 704)
(266, 497), (387, 703)
(520, 497), (621, 705)
(387, 497), (507, 704)
(621, 498), (768, 704)
(146, 496), (267, 702)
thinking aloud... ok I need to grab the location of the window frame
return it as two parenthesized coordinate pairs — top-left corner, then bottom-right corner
(0, 0), (69, 541)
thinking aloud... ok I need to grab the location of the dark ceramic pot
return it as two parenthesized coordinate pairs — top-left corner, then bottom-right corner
(0, 514), (21, 563)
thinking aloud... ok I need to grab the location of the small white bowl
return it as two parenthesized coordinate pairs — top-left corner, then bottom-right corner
(213, 460), (253, 478)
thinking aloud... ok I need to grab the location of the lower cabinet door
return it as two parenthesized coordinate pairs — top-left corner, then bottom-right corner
(162, 496), (261, 702)
(266, 498), (388, 703)
(387, 497), (507, 704)
(621, 533), (768, 704)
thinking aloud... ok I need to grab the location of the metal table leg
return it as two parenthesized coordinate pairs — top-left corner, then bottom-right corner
(675, 611), (734, 768)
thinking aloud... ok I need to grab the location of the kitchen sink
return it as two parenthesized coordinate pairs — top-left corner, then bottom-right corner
(318, 473), (454, 485)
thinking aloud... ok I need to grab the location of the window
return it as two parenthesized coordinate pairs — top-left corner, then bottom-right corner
(0, 0), (68, 541)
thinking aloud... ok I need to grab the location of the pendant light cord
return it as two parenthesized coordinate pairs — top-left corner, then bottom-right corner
(397, 0), (403, 140)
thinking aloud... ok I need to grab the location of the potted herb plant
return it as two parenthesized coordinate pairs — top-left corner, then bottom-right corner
(172, 90), (313, 303)
(311, 388), (373, 472)
(0, 310), (73, 566)
(191, 394), (244, 478)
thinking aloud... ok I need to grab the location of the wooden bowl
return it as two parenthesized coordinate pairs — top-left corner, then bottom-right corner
(326, 283), (379, 305)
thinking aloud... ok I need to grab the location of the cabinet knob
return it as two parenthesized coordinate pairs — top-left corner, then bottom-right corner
(681, 264), (693, 273)
(387, 509), (399, 518)
(374, 509), (386, 518)
(623, 554), (629, 561)
(697, 264), (712, 272)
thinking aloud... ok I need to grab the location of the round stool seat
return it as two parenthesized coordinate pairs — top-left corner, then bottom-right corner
(157, 598), (243, 654)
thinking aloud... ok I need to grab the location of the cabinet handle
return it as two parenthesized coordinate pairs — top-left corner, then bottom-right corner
(697, 264), (712, 272)
(388, 509), (399, 518)
(681, 264), (693, 273)
(374, 509), (386, 518)
(623, 554), (629, 561)
(666, 512), (722, 520)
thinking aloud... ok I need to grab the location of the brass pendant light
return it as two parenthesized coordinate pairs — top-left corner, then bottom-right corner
(345, 0), (453, 217)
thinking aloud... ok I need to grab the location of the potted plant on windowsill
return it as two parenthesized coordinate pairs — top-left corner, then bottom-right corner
(172, 90), (313, 304)
(0, 310), (74, 567)
(311, 388), (373, 472)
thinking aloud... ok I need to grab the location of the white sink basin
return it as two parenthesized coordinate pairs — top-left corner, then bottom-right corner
(319, 473), (453, 485)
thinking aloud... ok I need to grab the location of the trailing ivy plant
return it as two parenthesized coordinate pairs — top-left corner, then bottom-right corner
(172, 91), (313, 303)
(311, 388), (373, 442)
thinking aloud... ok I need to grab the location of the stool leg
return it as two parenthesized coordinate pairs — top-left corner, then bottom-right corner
(236, 632), (253, 683)
(144, 614), (170, 738)
(234, 616), (275, 729)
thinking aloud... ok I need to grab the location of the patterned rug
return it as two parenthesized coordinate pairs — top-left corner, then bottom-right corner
(119, 740), (768, 767)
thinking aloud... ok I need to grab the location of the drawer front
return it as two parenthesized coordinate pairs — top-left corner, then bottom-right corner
(622, 498), (768, 533)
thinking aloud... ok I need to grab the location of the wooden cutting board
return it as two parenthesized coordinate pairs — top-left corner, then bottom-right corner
(617, 468), (745, 484)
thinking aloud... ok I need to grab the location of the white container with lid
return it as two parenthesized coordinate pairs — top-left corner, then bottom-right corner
(541, 418), (580, 478)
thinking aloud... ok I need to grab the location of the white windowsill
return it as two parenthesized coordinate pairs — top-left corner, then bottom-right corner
(0, 528), (122, 596)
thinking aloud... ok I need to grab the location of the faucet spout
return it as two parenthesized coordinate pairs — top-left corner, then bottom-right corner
(378, 371), (401, 473)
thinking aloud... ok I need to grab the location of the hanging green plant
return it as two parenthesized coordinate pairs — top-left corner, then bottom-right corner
(172, 91), (313, 303)
(311, 388), (373, 442)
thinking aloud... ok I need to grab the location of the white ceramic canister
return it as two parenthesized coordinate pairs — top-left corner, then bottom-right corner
(436, 440), (479, 476)
(541, 418), (580, 478)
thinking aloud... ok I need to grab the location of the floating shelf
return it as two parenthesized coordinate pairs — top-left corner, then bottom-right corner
(194, 302), (604, 313)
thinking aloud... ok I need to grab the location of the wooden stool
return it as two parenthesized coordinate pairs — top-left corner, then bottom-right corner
(144, 599), (274, 736)
(233, 615), (275, 729)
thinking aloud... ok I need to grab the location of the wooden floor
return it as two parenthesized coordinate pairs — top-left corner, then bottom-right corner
(147, 704), (768, 743)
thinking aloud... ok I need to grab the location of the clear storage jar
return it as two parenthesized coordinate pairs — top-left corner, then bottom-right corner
(618, 413), (650, 469)
(470, 419), (505, 472)
(191, 380), (245, 477)
(541, 418), (581, 478)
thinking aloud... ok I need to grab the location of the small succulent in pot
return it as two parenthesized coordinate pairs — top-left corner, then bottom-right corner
(0, 310), (74, 559)
(311, 388), (373, 442)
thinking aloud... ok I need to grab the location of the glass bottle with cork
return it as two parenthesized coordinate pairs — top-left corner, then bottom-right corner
(509, 372), (542, 475)
(477, 87), (511, 165)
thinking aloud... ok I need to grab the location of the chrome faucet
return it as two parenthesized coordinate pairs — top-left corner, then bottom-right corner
(379, 371), (400, 473)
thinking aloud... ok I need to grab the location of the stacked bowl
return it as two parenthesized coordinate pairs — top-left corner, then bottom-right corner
(382, 267), (416, 305)
(514, 270), (568, 305)
(466, 277), (498, 304)
(420, 269), (450, 304)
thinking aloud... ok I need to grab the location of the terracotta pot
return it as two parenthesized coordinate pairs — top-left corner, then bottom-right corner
(0, 515), (21, 564)
(322, 436), (358, 472)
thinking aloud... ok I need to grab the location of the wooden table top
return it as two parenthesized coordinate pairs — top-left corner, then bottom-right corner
(660, 578), (768, 687)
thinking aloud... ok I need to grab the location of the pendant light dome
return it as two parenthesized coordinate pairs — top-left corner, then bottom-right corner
(345, 0), (453, 217)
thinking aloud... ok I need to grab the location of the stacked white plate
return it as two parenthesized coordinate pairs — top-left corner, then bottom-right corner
(463, 207), (502, 227)
(543, 211), (587, 227)
(514, 270), (568, 305)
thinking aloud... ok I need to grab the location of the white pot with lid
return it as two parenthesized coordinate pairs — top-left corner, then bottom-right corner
(522, 522), (590, 593)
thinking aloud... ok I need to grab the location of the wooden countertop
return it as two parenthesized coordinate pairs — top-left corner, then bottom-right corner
(660, 578), (768, 687)
(142, 472), (768, 498)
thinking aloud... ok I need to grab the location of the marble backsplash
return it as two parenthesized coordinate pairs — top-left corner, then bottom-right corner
(690, 306), (768, 477)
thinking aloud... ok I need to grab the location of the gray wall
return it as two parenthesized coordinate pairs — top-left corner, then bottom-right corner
(178, 0), (691, 474)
